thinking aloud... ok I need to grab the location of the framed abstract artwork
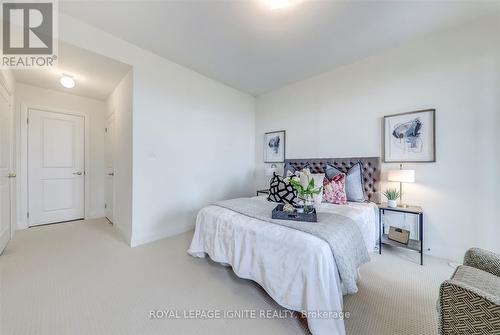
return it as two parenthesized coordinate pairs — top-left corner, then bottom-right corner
(384, 109), (436, 163)
(264, 130), (285, 163)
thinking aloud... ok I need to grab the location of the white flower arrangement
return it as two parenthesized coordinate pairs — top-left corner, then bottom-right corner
(284, 168), (322, 201)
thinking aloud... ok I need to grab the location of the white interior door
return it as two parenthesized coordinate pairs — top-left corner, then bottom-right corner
(28, 109), (85, 226)
(104, 114), (115, 223)
(0, 88), (11, 253)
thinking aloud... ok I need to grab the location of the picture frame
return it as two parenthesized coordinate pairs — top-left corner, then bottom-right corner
(383, 109), (436, 163)
(264, 130), (285, 163)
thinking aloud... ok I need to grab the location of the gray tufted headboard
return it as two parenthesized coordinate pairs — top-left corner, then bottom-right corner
(283, 157), (382, 204)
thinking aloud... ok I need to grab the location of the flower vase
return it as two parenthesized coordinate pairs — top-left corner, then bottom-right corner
(302, 195), (315, 214)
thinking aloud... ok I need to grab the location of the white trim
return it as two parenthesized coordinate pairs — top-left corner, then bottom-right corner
(0, 72), (13, 242)
(130, 223), (193, 248)
(114, 222), (131, 246)
(105, 111), (116, 224)
(18, 104), (92, 230)
(0, 71), (12, 98)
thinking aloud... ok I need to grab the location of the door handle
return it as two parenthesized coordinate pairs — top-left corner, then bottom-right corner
(73, 172), (83, 175)
(107, 173), (114, 176)
(8, 172), (16, 178)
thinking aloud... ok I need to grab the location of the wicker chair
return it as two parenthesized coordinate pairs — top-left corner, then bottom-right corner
(438, 248), (500, 334)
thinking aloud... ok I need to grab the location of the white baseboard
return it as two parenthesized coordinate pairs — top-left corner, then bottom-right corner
(113, 224), (132, 246)
(423, 245), (463, 263)
(16, 221), (28, 231)
(86, 210), (106, 220)
(130, 222), (194, 248)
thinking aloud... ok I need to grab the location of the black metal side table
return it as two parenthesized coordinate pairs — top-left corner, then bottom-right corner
(256, 189), (270, 196)
(378, 203), (424, 265)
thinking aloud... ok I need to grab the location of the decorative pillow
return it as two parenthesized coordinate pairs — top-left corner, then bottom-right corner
(283, 162), (310, 177)
(310, 173), (326, 205)
(292, 168), (324, 205)
(323, 173), (347, 205)
(267, 172), (298, 206)
(325, 162), (366, 202)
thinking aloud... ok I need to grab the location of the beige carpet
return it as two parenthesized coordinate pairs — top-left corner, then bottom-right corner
(0, 219), (453, 335)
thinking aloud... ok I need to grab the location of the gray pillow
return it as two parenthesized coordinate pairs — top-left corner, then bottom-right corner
(325, 162), (366, 202)
(283, 162), (310, 177)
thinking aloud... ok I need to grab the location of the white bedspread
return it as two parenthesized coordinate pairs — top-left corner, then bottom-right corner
(188, 197), (378, 335)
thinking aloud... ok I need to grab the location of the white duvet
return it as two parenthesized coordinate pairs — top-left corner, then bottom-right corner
(188, 196), (378, 335)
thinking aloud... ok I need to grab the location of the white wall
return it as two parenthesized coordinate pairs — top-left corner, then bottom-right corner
(131, 64), (255, 246)
(60, 15), (256, 247)
(106, 71), (133, 243)
(15, 83), (107, 228)
(255, 18), (500, 261)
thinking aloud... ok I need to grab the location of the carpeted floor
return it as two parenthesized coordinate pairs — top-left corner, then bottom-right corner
(0, 219), (453, 335)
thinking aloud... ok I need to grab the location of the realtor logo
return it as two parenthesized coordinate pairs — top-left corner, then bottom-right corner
(1, 0), (58, 68)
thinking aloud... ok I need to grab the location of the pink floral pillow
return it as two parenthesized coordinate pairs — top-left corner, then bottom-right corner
(323, 173), (347, 205)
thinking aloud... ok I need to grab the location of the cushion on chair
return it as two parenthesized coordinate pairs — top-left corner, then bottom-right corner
(464, 248), (500, 278)
(452, 265), (500, 298)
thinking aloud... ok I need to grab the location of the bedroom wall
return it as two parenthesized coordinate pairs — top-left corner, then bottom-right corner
(255, 18), (500, 261)
(130, 65), (255, 247)
(60, 14), (256, 247)
(14, 83), (107, 228)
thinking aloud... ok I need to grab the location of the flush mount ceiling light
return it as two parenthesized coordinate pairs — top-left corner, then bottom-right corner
(268, 0), (302, 10)
(60, 74), (75, 88)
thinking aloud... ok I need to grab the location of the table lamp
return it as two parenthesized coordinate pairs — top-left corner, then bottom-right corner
(387, 165), (415, 208)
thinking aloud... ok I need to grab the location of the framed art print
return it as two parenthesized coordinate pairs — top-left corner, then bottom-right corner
(264, 130), (285, 163)
(384, 109), (436, 163)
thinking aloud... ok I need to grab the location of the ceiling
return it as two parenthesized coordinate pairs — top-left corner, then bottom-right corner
(12, 42), (131, 100)
(60, 0), (498, 96)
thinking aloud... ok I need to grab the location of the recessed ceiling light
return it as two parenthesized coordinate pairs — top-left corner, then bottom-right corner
(268, 0), (302, 10)
(60, 74), (75, 88)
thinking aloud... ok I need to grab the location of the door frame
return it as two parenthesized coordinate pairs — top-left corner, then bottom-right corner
(104, 111), (115, 223)
(0, 72), (14, 241)
(18, 104), (91, 229)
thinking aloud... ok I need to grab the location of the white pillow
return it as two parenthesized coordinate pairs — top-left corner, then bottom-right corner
(311, 173), (325, 205)
(298, 169), (325, 206)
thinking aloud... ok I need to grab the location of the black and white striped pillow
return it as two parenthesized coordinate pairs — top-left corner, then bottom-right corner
(267, 173), (298, 206)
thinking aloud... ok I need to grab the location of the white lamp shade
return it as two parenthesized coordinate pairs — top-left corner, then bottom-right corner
(388, 169), (415, 183)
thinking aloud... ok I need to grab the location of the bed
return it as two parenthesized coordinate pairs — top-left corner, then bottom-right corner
(188, 157), (381, 335)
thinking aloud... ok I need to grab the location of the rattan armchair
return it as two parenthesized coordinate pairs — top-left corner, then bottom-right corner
(438, 248), (500, 334)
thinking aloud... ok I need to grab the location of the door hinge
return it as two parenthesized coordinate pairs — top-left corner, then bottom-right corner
(26, 118), (29, 124)
(27, 212), (29, 218)
(104, 203), (107, 209)
(105, 127), (107, 133)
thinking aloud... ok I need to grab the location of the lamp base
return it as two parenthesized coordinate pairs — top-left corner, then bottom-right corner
(399, 182), (408, 208)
